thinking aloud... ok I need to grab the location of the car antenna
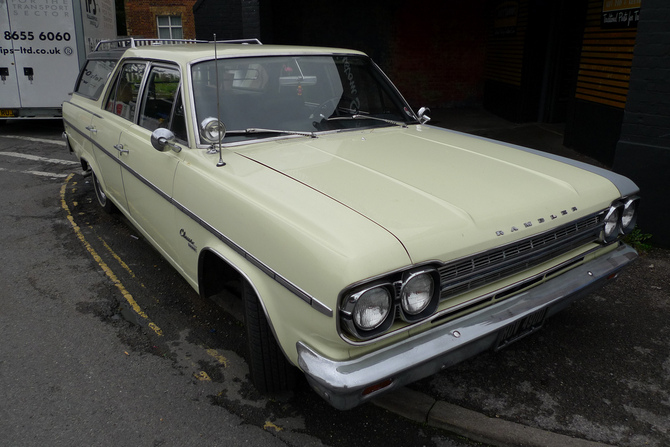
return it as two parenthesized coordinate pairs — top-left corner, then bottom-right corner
(214, 34), (226, 167)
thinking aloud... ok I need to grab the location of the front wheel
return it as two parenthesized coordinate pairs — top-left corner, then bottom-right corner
(91, 171), (117, 214)
(243, 281), (298, 393)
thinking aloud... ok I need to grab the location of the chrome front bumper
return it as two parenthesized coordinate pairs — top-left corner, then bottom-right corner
(297, 243), (637, 410)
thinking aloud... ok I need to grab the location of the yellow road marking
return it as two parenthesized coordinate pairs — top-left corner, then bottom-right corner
(98, 236), (142, 283)
(206, 348), (229, 368)
(263, 421), (283, 432)
(60, 174), (163, 336)
(195, 371), (211, 381)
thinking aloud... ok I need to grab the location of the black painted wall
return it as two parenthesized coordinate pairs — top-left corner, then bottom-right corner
(613, 0), (670, 247)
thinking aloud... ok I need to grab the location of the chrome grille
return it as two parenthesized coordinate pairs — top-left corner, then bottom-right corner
(438, 213), (603, 300)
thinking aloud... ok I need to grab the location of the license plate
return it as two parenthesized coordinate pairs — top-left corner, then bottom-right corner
(0, 109), (17, 117)
(494, 308), (547, 351)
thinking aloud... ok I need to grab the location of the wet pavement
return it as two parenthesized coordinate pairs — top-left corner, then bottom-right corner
(372, 108), (670, 447)
(2, 111), (667, 447)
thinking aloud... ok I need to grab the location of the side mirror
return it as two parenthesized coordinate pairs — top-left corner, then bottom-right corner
(151, 128), (182, 153)
(417, 107), (431, 124)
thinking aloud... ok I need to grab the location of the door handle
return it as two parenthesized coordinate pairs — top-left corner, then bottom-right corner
(85, 125), (97, 133)
(114, 143), (129, 155)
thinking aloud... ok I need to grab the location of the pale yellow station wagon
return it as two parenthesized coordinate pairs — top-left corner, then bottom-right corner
(63, 38), (640, 410)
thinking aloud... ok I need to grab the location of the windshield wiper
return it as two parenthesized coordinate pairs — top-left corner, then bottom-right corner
(227, 128), (317, 138)
(327, 114), (407, 128)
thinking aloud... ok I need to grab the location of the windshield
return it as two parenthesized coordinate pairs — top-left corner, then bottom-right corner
(191, 55), (415, 143)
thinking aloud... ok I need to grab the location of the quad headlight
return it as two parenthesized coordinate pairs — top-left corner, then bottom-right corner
(352, 287), (392, 331)
(340, 268), (439, 340)
(401, 272), (434, 315)
(620, 196), (639, 235)
(600, 196), (640, 243)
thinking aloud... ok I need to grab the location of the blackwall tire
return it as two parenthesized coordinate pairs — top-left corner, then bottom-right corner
(243, 281), (298, 393)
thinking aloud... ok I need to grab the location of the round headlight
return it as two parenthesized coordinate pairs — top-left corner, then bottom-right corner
(401, 273), (434, 315)
(200, 117), (226, 144)
(620, 197), (639, 235)
(602, 204), (622, 243)
(353, 287), (392, 331)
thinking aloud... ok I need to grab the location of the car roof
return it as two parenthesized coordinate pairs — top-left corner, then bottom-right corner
(90, 38), (366, 64)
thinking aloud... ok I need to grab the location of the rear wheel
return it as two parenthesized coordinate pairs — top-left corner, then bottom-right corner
(91, 171), (117, 214)
(243, 281), (298, 393)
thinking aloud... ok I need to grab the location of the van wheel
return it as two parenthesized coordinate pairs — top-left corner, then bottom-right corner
(243, 281), (298, 393)
(92, 171), (117, 214)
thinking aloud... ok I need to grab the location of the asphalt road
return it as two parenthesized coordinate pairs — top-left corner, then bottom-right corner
(0, 119), (480, 447)
(2, 115), (668, 447)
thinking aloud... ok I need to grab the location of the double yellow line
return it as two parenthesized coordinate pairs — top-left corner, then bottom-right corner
(60, 174), (163, 336)
(61, 174), (230, 373)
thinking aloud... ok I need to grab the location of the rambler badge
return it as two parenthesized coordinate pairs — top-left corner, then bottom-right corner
(496, 207), (578, 236)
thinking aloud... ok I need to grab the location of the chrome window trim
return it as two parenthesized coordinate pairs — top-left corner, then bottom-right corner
(63, 101), (103, 119)
(186, 53), (415, 148)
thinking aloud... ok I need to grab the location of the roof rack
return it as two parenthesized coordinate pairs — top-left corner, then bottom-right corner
(94, 37), (262, 52)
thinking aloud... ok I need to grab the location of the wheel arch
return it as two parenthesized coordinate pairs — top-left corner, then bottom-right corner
(197, 247), (246, 300)
(196, 246), (300, 371)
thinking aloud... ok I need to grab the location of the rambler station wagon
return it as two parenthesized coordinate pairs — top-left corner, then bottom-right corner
(63, 38), (640, 410)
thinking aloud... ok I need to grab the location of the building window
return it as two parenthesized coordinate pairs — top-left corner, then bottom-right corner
(157, 16), (183, 39)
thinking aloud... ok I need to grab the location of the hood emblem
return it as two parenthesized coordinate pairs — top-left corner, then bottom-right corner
(496, 207), (578, 237)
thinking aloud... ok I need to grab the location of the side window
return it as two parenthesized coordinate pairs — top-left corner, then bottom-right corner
(105, 62), (146, 121)
(75, 59), (117, 100)
(138, 65), (182, 133)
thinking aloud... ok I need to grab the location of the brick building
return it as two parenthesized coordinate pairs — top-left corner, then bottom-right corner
(124, 0), (197, 40)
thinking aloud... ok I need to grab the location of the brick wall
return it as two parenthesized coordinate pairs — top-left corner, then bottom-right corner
(267, 0), (486, 109)
(386, 3), (486, 108)
(617, 3), (670, 150)
(125, 0), (197, 39)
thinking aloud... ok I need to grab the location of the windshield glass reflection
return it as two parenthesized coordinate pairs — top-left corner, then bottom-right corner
(191, 55), (414, 143)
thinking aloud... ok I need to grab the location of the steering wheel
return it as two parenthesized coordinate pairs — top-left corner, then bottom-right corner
(310, 97), (343, 121)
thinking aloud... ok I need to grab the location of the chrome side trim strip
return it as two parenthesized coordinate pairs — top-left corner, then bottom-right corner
(63, 101), (103, 119)
(171, 198), (334, 317)
(64, 120), (332, 317)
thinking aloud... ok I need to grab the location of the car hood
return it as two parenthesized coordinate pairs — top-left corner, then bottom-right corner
(236, 126), (623, 263)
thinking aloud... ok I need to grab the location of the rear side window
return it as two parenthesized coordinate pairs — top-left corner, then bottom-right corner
(75, 60), (117, 100)
(105, 62), (147, 122)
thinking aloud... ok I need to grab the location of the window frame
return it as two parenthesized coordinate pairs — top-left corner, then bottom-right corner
(104, 60), (148, 122)
(156, 15), (183, 39)
(74, 59), (118, 100)
(136, 62), (189, 144)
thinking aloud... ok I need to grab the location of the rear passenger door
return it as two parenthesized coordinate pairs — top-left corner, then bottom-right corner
(64, 59), (117, 160)
(118, 64), (186, 267)
(91, 61), (148, 213)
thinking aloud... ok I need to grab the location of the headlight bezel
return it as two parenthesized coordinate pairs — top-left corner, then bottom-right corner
(600, 195), (640, 243)
(340, 267), (440, 340)
(601, 203), (623, 243)
(619, 196), (639, 235)
(399, 269), (440, 322)
(340, 282), (395, 338)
